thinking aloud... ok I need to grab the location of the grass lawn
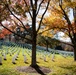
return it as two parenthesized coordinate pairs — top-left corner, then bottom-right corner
(0, 45), (76, 75)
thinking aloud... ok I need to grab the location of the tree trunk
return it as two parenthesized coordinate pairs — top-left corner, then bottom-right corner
(31, 34), (37, 67)
(46, 41), (49, 51)
(73, 45), (76, 61)
(30, 6), (37, 67)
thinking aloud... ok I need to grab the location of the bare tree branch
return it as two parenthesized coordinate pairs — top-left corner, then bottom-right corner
(13, 20), (21, 27)
(13, 20), (24, 28)
(58, 40), (73, 47)
(36, 0), (44, 16)
(38, 26), (68, 35)
(59, 3), (73, 40)
(6, 5), (26, 29)
(5, 4), (32, 34)
(23, 0), (32, 19)
(30, 0), (33, 9)
(36, 0), (51, 33)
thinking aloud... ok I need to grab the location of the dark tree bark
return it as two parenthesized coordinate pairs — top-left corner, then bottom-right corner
(73, 45), (76, 60)
(31, 33), (37, 67)
(30, 0), (37, 67)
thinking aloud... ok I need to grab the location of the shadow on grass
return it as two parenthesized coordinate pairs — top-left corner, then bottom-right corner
(59, 65), (76, 74)
(59, 65), (76, 70)
(24, 62), (29, 64)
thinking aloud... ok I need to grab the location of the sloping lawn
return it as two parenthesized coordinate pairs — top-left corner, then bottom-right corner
(0, 46), (76, 75)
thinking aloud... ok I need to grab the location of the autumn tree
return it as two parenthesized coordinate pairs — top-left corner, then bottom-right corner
(37, 34), (60, 51)
(0, 0), (51, 67)
(43, 0), (76, 61)
(60, 0), (76, 61)
(38, 25), (59, 51)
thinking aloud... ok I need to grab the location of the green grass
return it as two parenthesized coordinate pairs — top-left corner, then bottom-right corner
(0, 46), (76, 75)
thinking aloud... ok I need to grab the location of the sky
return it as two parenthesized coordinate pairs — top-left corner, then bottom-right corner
(55, 32), (71, 42)
(69, 9), (74, 22)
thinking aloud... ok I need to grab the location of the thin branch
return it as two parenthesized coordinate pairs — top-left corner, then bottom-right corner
(6, 4), (28, 30)
(13, 20), (24, 28)
(73, 7), (76, 34)
(23, 0), (32, 19)
(59, 4), (73, 40)
(58, 40), (73, 47)
(35, 0), (37, 11)
(59, 5), (71, 25)
(13, 20), (21, 27)
(36, 0), (51, 33)
(9, 18), (21, 27)
(6, 4), (32, 34)
(73, 7), (76, 23)
(38, 26), (68, 35)
(36, 0), (44, 15)
(38, 29), (50, 35)
(30, 0), (33, 9)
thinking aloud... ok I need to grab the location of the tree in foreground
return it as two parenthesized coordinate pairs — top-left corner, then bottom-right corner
(0, 0), (51, 67)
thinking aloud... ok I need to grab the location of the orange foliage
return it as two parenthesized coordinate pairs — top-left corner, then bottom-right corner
(11, 0), (30, 7)
(2, 29), (12, 35)
(0, 33), (5, 38)
(71, 22), (76, 33)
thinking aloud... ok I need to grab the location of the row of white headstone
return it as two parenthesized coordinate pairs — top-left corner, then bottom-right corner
(0, 45), (73, 65)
